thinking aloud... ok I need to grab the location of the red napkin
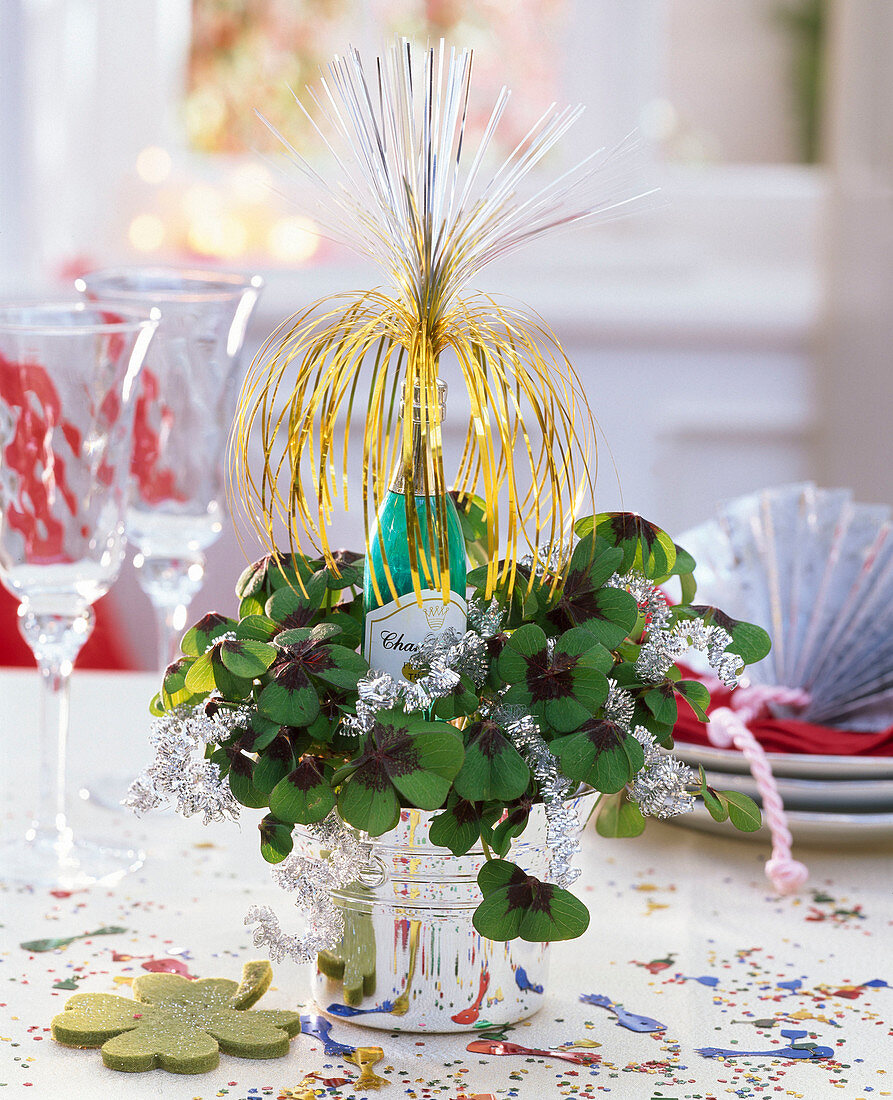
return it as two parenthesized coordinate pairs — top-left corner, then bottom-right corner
(674, 673), (893, 757)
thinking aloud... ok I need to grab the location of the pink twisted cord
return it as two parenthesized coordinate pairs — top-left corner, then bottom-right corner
(707, 684), (811, 895)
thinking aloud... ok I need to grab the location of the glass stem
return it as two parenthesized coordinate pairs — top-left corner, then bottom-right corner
(133, 553), (206, 672)
(18, 606), (94, 854)
(35, 661), (72, 847)
(154, 600), (190, 673)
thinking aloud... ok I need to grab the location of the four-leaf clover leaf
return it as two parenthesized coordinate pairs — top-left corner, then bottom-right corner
(334, 707), (464, 835)
(472, 859), (590, 942)
(257, 624), (368, 728)
(182, 614), (278, 700)
(539, 535), (638, 647)
(497, 624), (613, 733)
(452, 719), (530, 802)
(550, 717), (645, 793)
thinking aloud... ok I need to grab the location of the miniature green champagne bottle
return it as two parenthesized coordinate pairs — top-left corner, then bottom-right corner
(363, 379), (467, 679)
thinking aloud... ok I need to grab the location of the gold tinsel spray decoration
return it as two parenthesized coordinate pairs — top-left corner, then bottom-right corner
(233, 40), (648, 603)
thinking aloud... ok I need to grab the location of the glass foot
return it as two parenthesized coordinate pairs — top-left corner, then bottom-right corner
(0, 829), (145, 889)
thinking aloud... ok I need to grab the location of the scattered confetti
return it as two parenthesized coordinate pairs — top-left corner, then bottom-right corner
(632, 954), (676, 974)
(344, 1045), (388, 1089)
(514, 967), (544, 994)
(677, 973), (720, 987)
(298, 1014), (355, 1058)
(139, 957), (197, 978)
(466, 1038), (602, 1065)
(20, 926), (128, 953)
(579, 993), (667, 1032)
(697, 1029), (835, 1060)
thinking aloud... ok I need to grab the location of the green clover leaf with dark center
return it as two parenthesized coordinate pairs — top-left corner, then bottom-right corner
(550, 718), (645, 794)
(183, 616), (278, 701)
(237, 714), (284, 754)
(257, 625), (367, 728)
(431, 672), (480, 721)
(452, 719), (530, 802)
(264, 574), (328, 631)
(252, 733), (298, 795)
(428, 793), (502, 856)
(236, 552), (311, 601)
(180, 612), (238, 658)
(540, 535), (637, 647)
(51, 968), (300, 1074)
(576, 512), (677, 579)
(258, 814), (294, 864)
(472, 859), (590, 942)
(496, 624), (612, 734)
(269, 755), (336, 824)
(467, 559), (545, 630)
(486, 795), (534, 856)
(310, 548), (364, 591)
(237, 549), (352, 609)
(298, 692), (344, 745)
(334, 708), (464, 836)
(642, 681), (678, 727)
(158, 658), (206, 712)
(674, 679), (711, 721)
(226, 751), (269, 809)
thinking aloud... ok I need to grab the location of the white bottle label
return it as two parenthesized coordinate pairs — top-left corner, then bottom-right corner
(364, 589), (468, 682)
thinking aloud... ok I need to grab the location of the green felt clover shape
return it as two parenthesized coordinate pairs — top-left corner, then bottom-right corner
(51, 962), (300, 1074)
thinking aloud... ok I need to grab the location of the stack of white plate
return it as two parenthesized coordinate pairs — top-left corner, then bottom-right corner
(670, 740), (893, 846)
(664, 483), (893, 847)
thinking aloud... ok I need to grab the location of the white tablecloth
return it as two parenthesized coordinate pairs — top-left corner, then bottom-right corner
(1, 669), (891, 1099)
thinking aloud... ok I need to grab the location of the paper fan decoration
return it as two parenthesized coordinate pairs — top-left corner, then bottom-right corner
(679, 482), (893, 731)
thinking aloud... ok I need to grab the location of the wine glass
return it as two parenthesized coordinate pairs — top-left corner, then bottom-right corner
(0, 302), (158, 887)
(76, 268), (263, 670)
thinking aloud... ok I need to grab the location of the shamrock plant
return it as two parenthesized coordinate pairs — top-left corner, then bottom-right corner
(143, 505), (770, 949)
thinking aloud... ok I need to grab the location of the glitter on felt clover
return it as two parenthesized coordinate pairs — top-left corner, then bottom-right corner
(50, 962), (300, 1074)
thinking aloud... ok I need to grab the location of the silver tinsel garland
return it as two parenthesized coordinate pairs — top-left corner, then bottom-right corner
(604, 678), (636, 730)
(609, 569), (743, 688)
(343, 622), (492, 735)
(636, 616), (741, 688)
(607, 569), (672, 631)
(488, 702), (581, 889)
(519, 543), (569, 577)
(629, 726), (696, 818)
(244, 810), (371, 963)
(598, 569), (736, 817)
(467, 596), (505, 638)
(122, 703), (248, 824)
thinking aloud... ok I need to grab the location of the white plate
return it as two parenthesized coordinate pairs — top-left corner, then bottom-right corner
(669, 803), (893, 847)
(703, 768), (893, 813)
(673, 739), (893, 780)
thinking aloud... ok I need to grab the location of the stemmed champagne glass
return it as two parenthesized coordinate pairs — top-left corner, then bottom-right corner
(0, 303), (158, 887)
(76, 268), (263, 671)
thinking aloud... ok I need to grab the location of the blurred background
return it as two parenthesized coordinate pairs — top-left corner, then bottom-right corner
(1, 0), (890, 669)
